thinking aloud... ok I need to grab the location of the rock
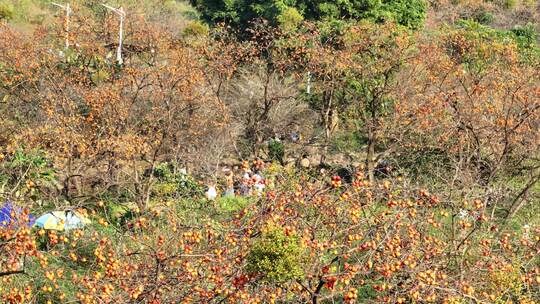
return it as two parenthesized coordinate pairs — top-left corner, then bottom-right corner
(308, 155), (322, 167)
(300, 158), (310, 168)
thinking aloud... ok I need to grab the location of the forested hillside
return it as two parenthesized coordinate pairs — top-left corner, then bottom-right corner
(1, 0), (539, 303)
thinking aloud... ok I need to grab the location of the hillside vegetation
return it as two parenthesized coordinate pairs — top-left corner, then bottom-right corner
(1, 0), (540, 303)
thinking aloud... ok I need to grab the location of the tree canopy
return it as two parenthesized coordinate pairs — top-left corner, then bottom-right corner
(190, 0), (427, 30)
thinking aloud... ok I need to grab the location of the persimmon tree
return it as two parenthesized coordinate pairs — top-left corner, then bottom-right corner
(5, 165), (538, 303)
(1, 3), (540, 304)
(200, 20), (316, 158)
(1, 8), (228, 210)
(389, 25), (540, 220)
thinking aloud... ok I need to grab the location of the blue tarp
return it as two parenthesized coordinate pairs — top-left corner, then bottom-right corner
(0, 201), (36, 227)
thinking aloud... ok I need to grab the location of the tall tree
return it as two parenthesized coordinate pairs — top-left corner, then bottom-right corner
(191, 0), (427, 30)
(298, 22), (414, 179)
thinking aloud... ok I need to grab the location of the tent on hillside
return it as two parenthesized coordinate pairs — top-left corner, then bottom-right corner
(35, 210), (91, 231)
(0, 201), (36, 228)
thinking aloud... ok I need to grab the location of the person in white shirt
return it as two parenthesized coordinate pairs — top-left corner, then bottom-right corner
(241, 169), (252, 196)
(224, 169), (235, 197)
(253, 172), (265, 196)
(206, 183), (218, 200)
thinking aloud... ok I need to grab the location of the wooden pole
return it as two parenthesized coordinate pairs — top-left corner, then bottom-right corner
(117, 7), (124, 65)
(51, 2), (71, 49)
(102, 4), (126, 65)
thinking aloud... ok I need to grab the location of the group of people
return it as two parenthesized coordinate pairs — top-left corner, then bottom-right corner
(238, 169), (265, 196)
(205, 160), (266, 200)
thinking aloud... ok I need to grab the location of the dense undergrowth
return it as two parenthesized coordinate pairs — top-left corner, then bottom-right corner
(2, 157), (540, 303)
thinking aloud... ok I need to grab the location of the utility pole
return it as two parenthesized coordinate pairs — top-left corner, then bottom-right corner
(51, 2), (71, 49)
(306, 71), (311, 94)
(102, 4), (125, 65)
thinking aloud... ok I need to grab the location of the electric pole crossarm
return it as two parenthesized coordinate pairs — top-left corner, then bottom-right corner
(102, 3), (125, 65)
(51, 2), (71, 49)
(101, 3), (125, 16)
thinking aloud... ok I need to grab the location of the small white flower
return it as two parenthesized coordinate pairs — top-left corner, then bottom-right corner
(458, 209), (468, 219)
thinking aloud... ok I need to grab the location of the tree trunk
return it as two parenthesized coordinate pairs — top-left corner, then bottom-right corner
(505, 172), (540, 220)
(366, 127), (375, 184)
(320, 124), (331, 166)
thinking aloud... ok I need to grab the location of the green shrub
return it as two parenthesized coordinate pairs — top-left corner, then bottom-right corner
(152, 182), (179, 197)
(182, 20), (209, 38)
(246, 225), (304, 283)
(267, 139), (285, 164)
(277, 7), (303, 32)
(217, 195), (251, 212)
(472, 8), (494, 25)
(452, 20), (540, 66)
(377, 0), (427, 30)
(511, 24), (538, 48)
(1, 148), (57, 197)
(151, 162), (203, 198)
(331, 131), (368, 153)
(0, 1), (14, 21)
(523, 0), (537, 8)
(505, 0), (519, 9)
(103, 202), (130, 227)
(90, 69), (110, 85)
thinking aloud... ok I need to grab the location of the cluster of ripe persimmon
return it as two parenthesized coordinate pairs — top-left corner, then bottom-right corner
(2, 170), (540, 303)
